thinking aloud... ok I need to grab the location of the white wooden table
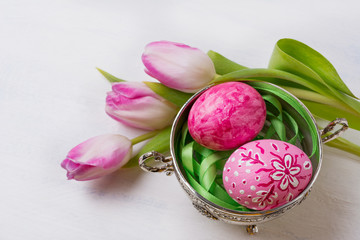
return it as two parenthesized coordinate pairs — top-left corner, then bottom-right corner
(1, 0), (360, 239)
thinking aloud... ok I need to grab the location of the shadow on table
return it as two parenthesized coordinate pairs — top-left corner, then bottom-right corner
(86, 167), (144, 198)
(82, 147), (359, 239)
(188, 147), (360, 240)
(251, 147), (359, 240)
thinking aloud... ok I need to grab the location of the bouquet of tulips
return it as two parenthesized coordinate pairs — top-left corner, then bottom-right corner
(61, 39), (360, 181)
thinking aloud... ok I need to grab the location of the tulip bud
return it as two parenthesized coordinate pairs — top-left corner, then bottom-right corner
(142, 41), (216, 93)
(61, 134), (132, 181)
(105, 82), (178, 130)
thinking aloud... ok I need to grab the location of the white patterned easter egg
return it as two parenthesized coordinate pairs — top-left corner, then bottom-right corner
(222, 139), (313, 211)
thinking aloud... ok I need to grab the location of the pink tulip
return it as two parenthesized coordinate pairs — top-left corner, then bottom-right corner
(106, 82), (178, 130)
(142, 41), (216, 93)
(61, 134), (132, 181)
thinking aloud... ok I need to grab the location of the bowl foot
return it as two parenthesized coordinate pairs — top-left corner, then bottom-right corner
(246, 225), (258, 235)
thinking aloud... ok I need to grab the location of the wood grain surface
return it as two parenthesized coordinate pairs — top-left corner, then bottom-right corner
(1, 1), (360, 239)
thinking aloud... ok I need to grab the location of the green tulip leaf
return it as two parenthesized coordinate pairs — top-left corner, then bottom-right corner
(280, 86), (359, 116)
(325, 137), (360, 157)
(124, 126), (171, 168)
(144, 81), (193, 107)
(96, 68), (126, 83)
(213, 67), (360, 115)
(213, 68), (330, 97)
(269, 38), (356, 98)
(207, 50), (247, 75)
(301, 99), (360, 131)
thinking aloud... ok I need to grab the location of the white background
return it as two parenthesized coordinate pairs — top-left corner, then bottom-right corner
(1, 0), (360, 239)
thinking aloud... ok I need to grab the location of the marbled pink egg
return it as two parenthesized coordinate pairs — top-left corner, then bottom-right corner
(223, 139), (313, 211)
(188, 82), (266, 151)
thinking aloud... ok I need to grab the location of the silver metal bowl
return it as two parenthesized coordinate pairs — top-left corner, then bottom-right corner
(139, 82), (348, 234)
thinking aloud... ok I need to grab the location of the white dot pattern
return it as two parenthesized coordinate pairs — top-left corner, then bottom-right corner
(222, 139), (313, 211)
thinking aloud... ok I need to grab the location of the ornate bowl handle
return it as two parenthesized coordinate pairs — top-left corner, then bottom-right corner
(320, 118), (348, 143)
(139, 151), (174, 176)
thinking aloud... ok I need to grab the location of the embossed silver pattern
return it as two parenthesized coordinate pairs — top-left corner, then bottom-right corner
(139, 151), (174, 176)
(139, 83), (348, 234)
(320, 118), (348, 143)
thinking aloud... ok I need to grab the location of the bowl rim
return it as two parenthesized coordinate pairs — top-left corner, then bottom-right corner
(169, 81), (322, 215)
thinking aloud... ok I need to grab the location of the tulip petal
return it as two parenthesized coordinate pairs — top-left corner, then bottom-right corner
(61, 134), (132, 181)
(111, 82), (158, 99)
(67, 135), (131, 168)
(106, 95), (177, 130)
(105, 82), (177, 130)
(142, 41), (216, 93)
(61, 158), (80, 172)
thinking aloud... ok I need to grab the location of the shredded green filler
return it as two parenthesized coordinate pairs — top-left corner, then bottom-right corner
(176, 82), (320, 211)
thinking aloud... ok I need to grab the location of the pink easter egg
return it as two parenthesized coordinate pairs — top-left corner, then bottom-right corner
(222, 139), (313, 211)
(188, 82), (266, 151)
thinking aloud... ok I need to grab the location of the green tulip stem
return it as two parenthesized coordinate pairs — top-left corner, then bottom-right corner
(212, 74), (222, 82)
(325, 137), (360, 157)
(124, 126), (172, 168)
(282, 87), (360, 116)
(131, 130), (161, 145)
